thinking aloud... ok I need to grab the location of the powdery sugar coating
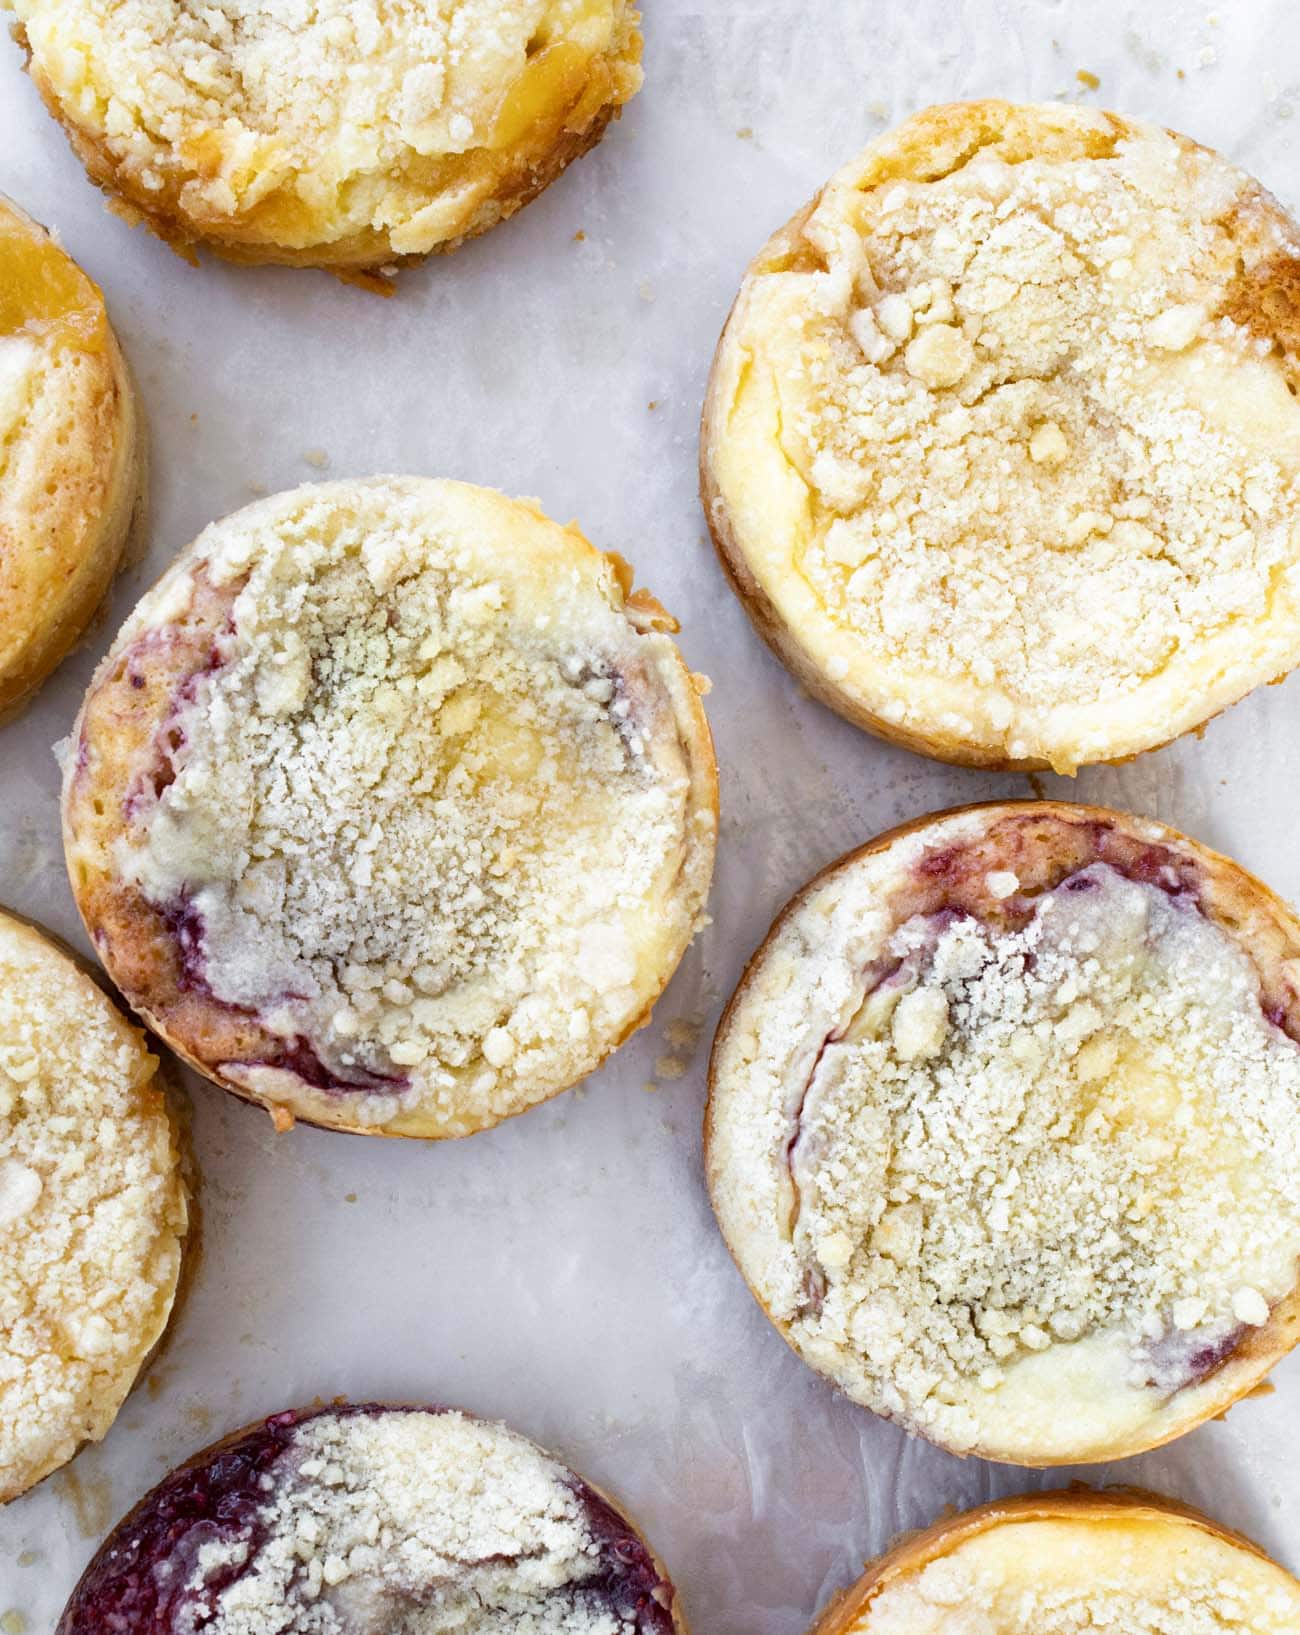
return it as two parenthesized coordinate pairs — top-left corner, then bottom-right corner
(707, 808), (1300, 1462)
(59, 1406), (679, 1634)
(704, 101), (1300, 770)
(15, 0), (641, 267)
(850, 1510), (1300, 1635)
(0, 911), (186, 1503)
(67, 479), (715, 1137)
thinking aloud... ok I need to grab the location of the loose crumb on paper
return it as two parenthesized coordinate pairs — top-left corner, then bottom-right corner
(665, 1019), (703, 1052)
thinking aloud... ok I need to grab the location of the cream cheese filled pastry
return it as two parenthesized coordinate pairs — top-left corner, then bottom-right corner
(12, 0), (642, 276)
(63, 477), (717, 1138)
(808, 1490), (1300, 1635)
(0, 195), (139, 720)
(57, 1403), (685, 1633)
(707, 801), (1300, 1464)
(701, 100), (1300, 771)
(0, 907), (188, 1504)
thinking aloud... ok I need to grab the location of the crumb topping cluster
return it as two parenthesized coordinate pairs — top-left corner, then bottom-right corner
(0, 914), (184, 1499)
(116, 483), (705, 1127)
(15, 0), (641, 253)
(800, 131), (1298, 713)
(787, 862), (1300, 1444)
(177, 1410), (653, 1633)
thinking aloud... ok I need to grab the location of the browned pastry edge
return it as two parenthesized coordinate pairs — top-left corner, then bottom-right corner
(705, 799), (1300, 1465)
(807, 1486), (1300, 1635)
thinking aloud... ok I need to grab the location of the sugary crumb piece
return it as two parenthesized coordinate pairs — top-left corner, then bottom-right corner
(903, 323), (974, 389)
(891, 987), (950, 1060)
(1028, 423), (1069, 465)
(1233, 1286), (1270, 1326)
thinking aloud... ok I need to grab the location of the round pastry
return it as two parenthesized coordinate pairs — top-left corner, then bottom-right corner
(0, 195), (139, 720)
(0, 906), (188, 1505)
(64, 477), (717, 1139)
(13, 0), (642, 276)
(706, 800), (1300, 1465)
(58, 1402), (684, 1633)
(809, 1488), (1300, 1635)
(701, 99), (1300, 772)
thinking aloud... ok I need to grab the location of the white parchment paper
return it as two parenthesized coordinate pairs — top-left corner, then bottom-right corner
(3, 1), (1300, 1629)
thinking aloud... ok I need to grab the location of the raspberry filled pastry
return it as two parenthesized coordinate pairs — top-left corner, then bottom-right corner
(13, 0), (642, 277)
(0, 907), (188, 1504)
(64, 478), (717, 1138)
(809, 1489), (1300, 1635)
(707, 801), (1300, 1464)
(58, 1403), (685, 1633)
(702, 100), (1300, 771)
(0, 195), (139, 719)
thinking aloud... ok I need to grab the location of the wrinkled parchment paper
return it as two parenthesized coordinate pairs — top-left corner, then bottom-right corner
(3, 1), (1300, 1628)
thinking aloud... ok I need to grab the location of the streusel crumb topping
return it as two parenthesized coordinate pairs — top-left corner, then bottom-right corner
(0, 912), (185, 1500)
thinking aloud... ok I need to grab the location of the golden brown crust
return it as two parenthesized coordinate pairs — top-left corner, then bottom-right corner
(705, 800), (1300, 1465)
(700, 100), (1300, 773)
(13, 13), (640, 278)
(0, 196), (141, 720)
(808, 1487), (1299, 1635)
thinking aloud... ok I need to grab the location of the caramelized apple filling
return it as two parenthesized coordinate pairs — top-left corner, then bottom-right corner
(0, 219), (106, 351)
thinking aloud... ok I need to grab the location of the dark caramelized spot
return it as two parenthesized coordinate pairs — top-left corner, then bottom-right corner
(1217, 246), (1300, 392)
